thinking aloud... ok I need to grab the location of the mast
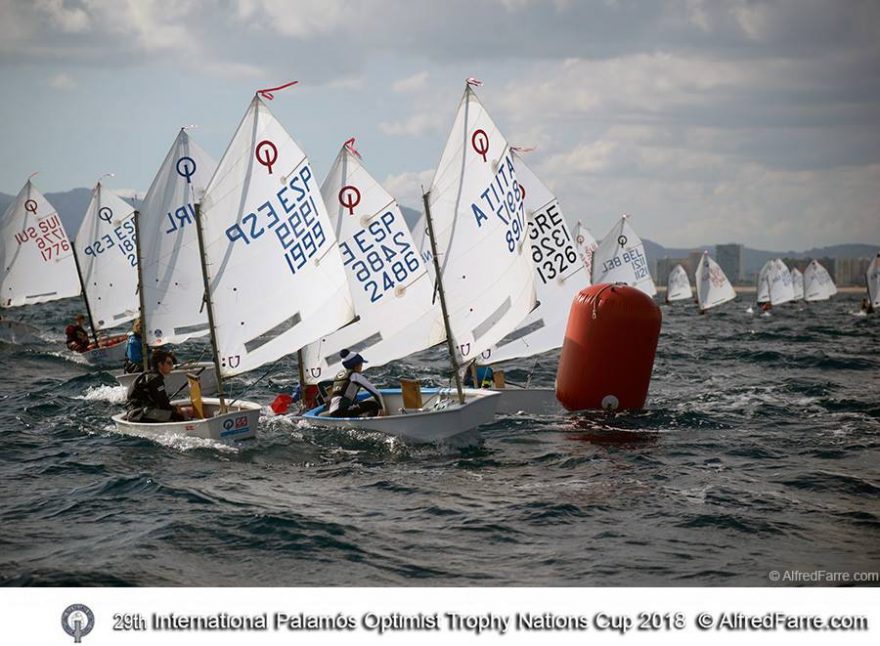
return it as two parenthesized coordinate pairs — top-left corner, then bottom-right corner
(421, 190), (465, 404)
(132, 210), (150, 372)
(70, 181), (101, 347)
(193, 202), (227, 412)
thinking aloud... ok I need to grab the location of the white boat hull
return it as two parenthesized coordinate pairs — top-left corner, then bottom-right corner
(302, 387), (500, 445)
(111, 398), (261, 442)
(493, 386), (566, 416)
(114, 362), (219, 396)
(78, 337), (128, 367)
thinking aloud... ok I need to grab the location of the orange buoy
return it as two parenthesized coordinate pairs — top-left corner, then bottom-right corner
(556, 283), (662, 412)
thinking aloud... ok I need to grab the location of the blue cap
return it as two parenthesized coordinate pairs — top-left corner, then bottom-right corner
(340, 348), (367, 369)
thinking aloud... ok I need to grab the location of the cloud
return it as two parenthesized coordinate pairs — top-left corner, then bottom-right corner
(383, 169), (435, 209)
(48, 72), (77, 90)
(379, 112), (445, 137)
(34, 0), (90, 33)
(392, 71), (429, 93)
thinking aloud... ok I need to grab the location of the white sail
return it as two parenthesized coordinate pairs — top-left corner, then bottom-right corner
(868, 253), (880, 307)
(574, 221), (598, 283)
(139, 129), (217, 346)
(1, 180), (80, 308)
(300, 143), (445, 383)
(200, 95), (354, 377)
(425, 84), (536, 364)
(695, 252), (736, 310)
(768, 258), (794, 305)
(790, 268), (804, 301)
(591, 215), (657, 296)
(756, 260), (772, 303)
(803, 260), (836, 302)
(74, 183), (139, 329)
(481, 151), (586, 364)
(665, 264), (692, 302)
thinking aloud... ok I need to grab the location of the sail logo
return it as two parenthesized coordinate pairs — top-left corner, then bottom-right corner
(471, 129), (489, 162)
(338, 185), (361, 215)
(176, 156), (196, 184)
(24, 199), (38, 215)
(309, 367), (322, 379)
(221, 355), (241, 369)
(98, 207), (113, 223)
(255, 140), (278, 174)
(617, 235), (628, 246)
(61, 604), (94, 643)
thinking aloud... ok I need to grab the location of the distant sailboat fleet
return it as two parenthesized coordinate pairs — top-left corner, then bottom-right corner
(1, 78), (876, 446)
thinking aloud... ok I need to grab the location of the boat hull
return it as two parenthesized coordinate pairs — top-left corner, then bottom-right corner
(78, 336), (128, 367)
(111, 398), (261, 442)
(114, 362), (219, 396)
(493, 386), (566, 416)
(302, 387), (500, 445)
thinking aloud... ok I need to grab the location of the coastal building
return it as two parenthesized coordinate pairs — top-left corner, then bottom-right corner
(716, 243), (743, 284)
(834, 257), (871, 285)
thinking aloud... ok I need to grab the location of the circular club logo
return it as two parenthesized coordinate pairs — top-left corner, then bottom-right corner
(255, 140), (278, 174)
(176, 156), (197, 184)
(223, 418), (234, 430)
(24, 199), (38, 214)
(617, 235), (628, 246)
(338, 185), (361, 215)
(98, 207), (113, 223)
(61, 604), (94, 643)
(471, 129), (489, 162)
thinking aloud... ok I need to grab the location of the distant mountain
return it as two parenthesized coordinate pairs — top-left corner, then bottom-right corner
(2, 189), (874, 275)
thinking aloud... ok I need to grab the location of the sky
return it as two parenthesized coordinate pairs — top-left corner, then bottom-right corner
(0, 0), (878, 250)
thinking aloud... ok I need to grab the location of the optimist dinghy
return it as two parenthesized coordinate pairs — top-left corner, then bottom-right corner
(112, 398), (261, 442)
(303, 387), (499, 445)
(113, 87), (354, 441)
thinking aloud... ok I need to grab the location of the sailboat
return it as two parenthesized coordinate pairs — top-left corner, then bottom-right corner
(803, 259), (837, 302)
(866, 253), (880, 309)
(306, 79), (537, 443)
(115, 127), (220, 395)
(299, 139), (444, 388)
(665, 264), (692, 303)
(471, 149), (587, 415)
(591, 214), (657, 296)
(574, 221), (598, 278)
(790, 267), (804, 302)
(71, 180), (139, 366)
(1, 178), (80, 335)
(694, 251), (736, 311)
(756, 258), (794, 311)
(115, 87), (354, 441)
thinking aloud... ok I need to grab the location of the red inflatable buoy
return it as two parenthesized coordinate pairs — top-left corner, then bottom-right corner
(556, 284), (662, 412)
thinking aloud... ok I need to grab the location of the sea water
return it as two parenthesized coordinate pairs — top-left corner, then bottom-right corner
(0, 295), (877, 585)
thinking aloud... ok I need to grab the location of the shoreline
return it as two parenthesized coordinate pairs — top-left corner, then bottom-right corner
(655, 285), (866, 294)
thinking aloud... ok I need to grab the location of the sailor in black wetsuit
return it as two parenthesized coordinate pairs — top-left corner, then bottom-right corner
(125, 349), (188, 423)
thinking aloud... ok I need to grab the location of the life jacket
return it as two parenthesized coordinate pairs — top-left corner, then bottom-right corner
(329, 369), (359, 410)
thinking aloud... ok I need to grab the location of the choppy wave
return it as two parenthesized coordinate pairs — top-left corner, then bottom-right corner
(1, 295), (878, 586)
